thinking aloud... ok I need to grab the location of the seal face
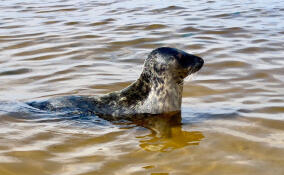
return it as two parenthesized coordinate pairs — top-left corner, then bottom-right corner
(28, 47), (204, 118)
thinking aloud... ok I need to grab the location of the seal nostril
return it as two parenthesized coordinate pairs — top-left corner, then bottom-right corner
(192, 56), (204, 71)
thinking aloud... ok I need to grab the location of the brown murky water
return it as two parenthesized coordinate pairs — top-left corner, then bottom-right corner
(1, 0), (284, 174)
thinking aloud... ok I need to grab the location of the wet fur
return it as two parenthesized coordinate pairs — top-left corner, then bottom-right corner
(28, 47), (204, 118)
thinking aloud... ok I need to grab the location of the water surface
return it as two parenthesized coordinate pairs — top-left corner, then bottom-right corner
(0, 0), (284, 174)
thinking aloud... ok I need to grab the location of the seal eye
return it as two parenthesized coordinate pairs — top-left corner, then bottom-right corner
(177, 53), (183, 59)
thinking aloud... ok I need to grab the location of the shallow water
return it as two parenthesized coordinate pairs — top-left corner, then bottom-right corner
(1, 0), (284, 174)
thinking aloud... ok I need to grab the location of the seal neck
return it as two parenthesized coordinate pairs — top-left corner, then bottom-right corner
(135, 72), (183, 114)
(94, 71), (183, 116)
(118, 75), (151, 106)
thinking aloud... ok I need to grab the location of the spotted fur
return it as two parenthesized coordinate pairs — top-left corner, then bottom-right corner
(28, 47), (204, 119)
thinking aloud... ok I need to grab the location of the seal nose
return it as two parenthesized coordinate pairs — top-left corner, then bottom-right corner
(180, 52), (204, 70)
(194, 55), (204, 70)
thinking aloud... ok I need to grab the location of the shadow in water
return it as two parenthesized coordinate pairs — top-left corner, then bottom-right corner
(100, 112), (205, 152)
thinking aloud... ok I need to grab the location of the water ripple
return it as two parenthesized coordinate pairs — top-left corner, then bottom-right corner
(0, 0), (284, 174)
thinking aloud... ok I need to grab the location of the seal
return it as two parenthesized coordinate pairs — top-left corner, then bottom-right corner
(28, 47), (204, 119)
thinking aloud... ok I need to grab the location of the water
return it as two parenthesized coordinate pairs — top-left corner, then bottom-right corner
(1, 0), (284, 174)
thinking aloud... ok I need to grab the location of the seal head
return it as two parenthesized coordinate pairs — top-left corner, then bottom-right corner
(142, 47), (203, 84)
(136, 47), (203, 114)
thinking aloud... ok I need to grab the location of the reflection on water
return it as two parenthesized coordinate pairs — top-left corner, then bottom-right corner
(120, 112), (204, 152)
(139, 129), (204, 152)
(1, 0), (284, 174)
